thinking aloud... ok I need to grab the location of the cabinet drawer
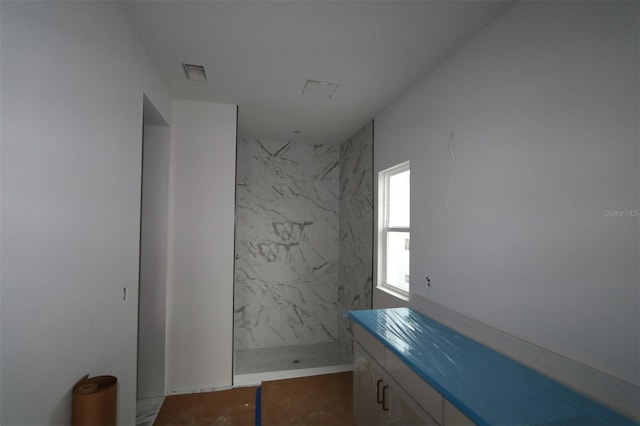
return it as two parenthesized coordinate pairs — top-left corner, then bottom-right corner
(385, 349), (443, 424)
(354, 324), (385, 366)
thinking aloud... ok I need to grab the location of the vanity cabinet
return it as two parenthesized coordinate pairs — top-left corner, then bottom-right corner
(353, 324), (473, 426)
(353, 325), (442, 426)
(444, 400), (475, 426)
(354, 342), (437, 426)
(353, 342), (386, 425)
(349, 308), (636, 426)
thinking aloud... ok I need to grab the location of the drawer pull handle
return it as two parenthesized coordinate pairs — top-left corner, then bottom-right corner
(376, 379), (384, 404)
(382, 385), (389, 411)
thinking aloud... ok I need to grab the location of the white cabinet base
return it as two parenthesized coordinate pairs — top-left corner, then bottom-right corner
(444, 400), (475, 426)
(353, 324), (476, 426)
(354, 341), (441, 426)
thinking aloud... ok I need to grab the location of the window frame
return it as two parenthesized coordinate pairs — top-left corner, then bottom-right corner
(377, 161), (410, 299)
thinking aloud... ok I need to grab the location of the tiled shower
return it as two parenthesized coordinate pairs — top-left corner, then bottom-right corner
(233, 123), (373, 377)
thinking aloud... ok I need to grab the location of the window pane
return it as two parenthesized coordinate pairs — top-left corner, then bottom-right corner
(388, 170), (410, 227)
(386, 231), (410, 293)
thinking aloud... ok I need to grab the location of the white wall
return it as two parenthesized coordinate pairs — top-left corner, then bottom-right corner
(0, 2), (171, 424)
(137, 123), (170, 399)
(166, 100), (237, 393)
(375, 0), (639, 388)
(372, 288), (408, 309)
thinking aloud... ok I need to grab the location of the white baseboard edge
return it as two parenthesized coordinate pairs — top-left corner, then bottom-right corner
(233, 363), (353, 387)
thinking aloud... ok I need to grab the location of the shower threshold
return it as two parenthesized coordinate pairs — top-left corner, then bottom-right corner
(233, 341), (352, 386)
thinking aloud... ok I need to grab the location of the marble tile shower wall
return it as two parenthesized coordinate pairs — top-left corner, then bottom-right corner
(337, 123), (374, 356)
(234, 139), (340, 350)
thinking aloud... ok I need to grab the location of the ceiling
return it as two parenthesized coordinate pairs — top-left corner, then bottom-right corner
(122, 1), (512, 145)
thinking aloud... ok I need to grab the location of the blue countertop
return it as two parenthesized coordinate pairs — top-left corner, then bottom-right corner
(347, 308), (637, 426)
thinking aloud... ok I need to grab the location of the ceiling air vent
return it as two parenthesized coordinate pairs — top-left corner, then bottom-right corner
(301, 79), (339, 99)
(182, 63), (207, 82)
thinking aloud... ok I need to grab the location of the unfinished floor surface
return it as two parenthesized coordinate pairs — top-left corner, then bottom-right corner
(261, 372), (353, 426)
(152, 372), (353, 425)
(154, 386), (258, 426)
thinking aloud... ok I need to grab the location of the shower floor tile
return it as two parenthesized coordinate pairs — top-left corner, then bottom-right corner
(235, 342), (351, 375)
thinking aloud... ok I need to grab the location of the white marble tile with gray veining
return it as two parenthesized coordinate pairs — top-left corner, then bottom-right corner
(234, 138), (340, 350)
(337, 122), (374, 355)
(233, 124), (374, 359)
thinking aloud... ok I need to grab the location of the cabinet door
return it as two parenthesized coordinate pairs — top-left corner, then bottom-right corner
(444, 399), (475, 426)
(353, 342), (385, 426)
(385, 349), (443, 424)
(386, 378), (441, 426)
(387, 386), (423, 426)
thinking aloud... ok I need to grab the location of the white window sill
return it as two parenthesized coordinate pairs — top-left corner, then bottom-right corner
(376, 284), (409, 302)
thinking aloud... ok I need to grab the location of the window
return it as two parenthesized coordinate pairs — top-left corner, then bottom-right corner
(378, 162), (410, 297)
